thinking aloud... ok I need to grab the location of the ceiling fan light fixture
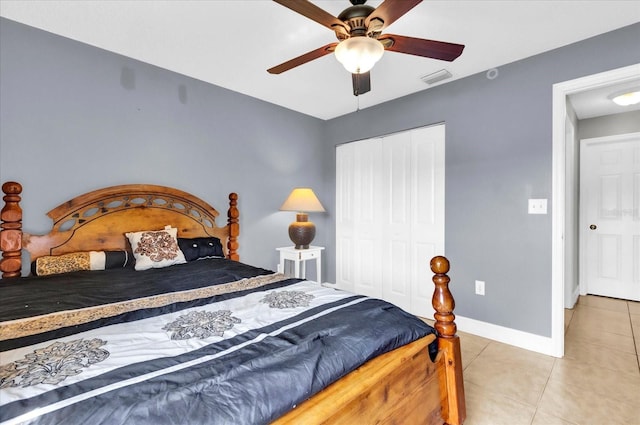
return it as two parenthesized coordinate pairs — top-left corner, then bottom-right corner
(609, 88), (640, 106)
(334, 37), (384, 74)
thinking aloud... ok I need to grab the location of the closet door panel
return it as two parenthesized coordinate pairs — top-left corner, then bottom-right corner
(354, 238), (382, 298)
(382, 132), (413, 311)
(410, 125), (446, 317)
(336, 142), (356, 292)
(336, 139), (383, 294)
(385, 239), (410, 308)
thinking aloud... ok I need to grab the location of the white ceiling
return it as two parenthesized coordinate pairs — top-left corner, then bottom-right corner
(1, 0), (639, 120)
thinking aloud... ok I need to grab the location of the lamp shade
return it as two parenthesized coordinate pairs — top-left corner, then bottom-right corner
(280, 188), (325, 249)
(334, 36), (384, 74)
(280, 188), (325, 213)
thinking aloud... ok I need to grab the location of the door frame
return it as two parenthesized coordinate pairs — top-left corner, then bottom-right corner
(551, 63), (640, 358)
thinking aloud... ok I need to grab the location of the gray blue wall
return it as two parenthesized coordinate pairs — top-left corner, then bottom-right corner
(323, 23), (640, 337)
(2, 17), (639, 339)
(0, 17), (328, 271)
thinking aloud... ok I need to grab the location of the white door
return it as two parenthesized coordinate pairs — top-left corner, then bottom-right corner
(336, 138), (384, 298)
(380, 126), (445, 317)
(381, 131), (413, 311)
(580, 132), (640, 301)
(409, 126), (446, 317)
(336, 124), (445, 318)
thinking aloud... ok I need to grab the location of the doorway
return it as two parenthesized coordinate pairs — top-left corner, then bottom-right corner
(552, 63), (640, 358)
(580, 132), (640, 301)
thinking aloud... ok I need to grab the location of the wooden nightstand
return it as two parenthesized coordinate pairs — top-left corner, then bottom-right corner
(276, 246), (324, 283)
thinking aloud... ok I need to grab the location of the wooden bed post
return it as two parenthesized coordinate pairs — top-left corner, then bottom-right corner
(431, 255), (466, 425)
(227, 193), (239, 261)
(1, 181), (23, 279)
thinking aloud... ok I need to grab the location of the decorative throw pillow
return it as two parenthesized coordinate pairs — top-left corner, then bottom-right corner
(31, 251), (134, 276)
(100, 250), (135, 270)
(178, 237), (224, 261)
(125, 226), (187, 271)
(32, 252), (91, 276)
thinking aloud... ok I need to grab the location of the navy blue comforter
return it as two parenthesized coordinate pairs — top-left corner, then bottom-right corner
(0, 259), (436, 425)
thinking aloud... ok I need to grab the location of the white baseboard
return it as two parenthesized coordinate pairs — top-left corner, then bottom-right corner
(331, 283), (563, 357)
(455, 315), (562, 358)
(568, 285), (580, 309)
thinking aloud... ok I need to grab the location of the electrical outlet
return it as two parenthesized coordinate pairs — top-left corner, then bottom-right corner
(475, 280), (485, 296)
(528, 199), (547, 214)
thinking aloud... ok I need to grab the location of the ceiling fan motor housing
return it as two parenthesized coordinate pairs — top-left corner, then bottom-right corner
(337, 4), (378, 38)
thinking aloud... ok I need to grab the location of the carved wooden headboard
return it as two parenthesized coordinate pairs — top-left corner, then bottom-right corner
(0, 182), (239, 278)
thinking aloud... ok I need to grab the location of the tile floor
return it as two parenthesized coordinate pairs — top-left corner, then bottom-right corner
(457, 295), (640, 425)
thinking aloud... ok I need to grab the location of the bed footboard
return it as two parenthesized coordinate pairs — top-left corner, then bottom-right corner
(273, 256), (465, 425)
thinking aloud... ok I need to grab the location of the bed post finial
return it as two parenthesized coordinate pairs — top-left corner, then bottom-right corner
(431, 255), (456, 338)
(227, 193), (239, 261)
(430, 255), (466, 425)
(1, 181), (23, 279)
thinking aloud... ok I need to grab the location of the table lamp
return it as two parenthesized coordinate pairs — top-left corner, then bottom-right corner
(280, 188), (325, 249)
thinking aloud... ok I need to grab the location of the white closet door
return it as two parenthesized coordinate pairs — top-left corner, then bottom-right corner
(336, 125), (445, 318)
(381, 126), (445, 317)
(382, 131), (413, 310)
(410, 125), (446, 318)
(336, 138), (383, 297)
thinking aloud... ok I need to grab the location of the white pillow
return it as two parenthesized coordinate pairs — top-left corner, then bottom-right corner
(126, 225), (187, 271)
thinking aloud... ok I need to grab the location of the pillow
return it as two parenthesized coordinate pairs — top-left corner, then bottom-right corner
(32, 251), (134, 276)
(178, 237), (224, 261)
(126, 225), (187, 271)
(100, 250), (135, 270)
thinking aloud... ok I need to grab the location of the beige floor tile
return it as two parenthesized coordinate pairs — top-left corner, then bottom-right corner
(628, 313), (640, 356)
(531, 410), (578, 425)
(628, 300), (640, 315)
(570, 304), (633, 337)
(463, 380), (536, 425)
(549, 357), (640, 407)
(565, 321), (637, 355)
(462, 342), (554, 406)
(458, 331), (491, 370)
(578, 295), (629, 312)
(564, 309), (574, 333)
(538, 378), (640, 425)
(459, 296), (639, 425)
(563, 336), (640, 372)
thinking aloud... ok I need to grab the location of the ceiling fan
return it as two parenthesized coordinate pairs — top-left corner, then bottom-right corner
(267, 0), (465, 96)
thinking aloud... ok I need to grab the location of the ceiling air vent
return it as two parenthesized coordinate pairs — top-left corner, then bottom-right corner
(421, 69), (452, 85)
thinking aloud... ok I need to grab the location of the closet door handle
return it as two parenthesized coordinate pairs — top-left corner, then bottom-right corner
(589, 224), (597, 230)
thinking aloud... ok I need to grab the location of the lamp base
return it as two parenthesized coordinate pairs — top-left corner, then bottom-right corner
(288, 213), (315, 249)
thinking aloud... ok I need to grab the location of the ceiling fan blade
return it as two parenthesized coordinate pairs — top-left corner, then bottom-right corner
(267, 43), (338, 74)
(379, 34), (464, 62)
(366, 0), (422, 31)
(273, 0), (349, 32)
(352, 71), (371, 96)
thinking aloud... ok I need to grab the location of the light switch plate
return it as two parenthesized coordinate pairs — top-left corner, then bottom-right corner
(528, 199), (547, 214)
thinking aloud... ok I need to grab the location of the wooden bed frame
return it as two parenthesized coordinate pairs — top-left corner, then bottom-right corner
(0, 181), (465, 425)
